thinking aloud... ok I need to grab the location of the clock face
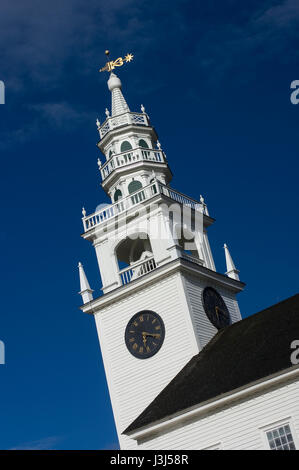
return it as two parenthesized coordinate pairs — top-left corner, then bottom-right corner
(202, 287), (231, 330)
(125, 311), (165, 359)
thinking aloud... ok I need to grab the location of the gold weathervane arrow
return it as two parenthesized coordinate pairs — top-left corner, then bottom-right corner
(99, 50), (134, 73)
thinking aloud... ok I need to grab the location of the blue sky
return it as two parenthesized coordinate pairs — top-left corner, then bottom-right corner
(0, 0), (299, 450)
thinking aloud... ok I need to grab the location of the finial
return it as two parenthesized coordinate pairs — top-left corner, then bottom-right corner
(97, 158), (102, 169)
(105, 108), (110, 118)
(156, 140), (161, 150)
(96, 118), (101, 129)
(141, 104), (145, 113)
(99, 51), (134, 73)
(200, 195), (209, 215)
(224, 243), (240, 281)
(78, 262), (94, 304)
(82, 207), (86, 217)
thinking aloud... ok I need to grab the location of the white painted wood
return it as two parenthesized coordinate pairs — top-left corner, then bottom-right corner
(137, 379), (299, 450)
(183, 272), (242, 349)
(94, 272), (200, 449)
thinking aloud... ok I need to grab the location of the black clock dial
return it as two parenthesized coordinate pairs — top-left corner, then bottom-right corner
(125, 311), (165, 359)
(202, 287), (231, 330)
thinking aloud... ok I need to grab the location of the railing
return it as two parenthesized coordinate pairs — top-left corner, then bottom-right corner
(99, 112), (149, 139)
(158, 185), (203, 211)
(100, 147), (166, 180)
(82, 180), (207, 232)
(119, 257), (157, 286)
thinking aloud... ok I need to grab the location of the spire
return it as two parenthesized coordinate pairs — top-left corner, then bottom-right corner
(78, 262), (94, 304)
(107, 72), (130, 116)
(224, 244), (240, 281)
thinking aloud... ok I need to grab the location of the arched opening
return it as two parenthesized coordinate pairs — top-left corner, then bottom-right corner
(114, 189), (122, 202)
(139, 139), (150, 158)
(128, 180), (142, 194)
(176, 226), (200, 260)
(139, 139), (149, 148)
(120, 141), (132, 153)
(116, 235), (156, 284)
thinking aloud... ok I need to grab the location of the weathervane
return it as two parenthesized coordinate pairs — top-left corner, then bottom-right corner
(99, 50), (134, 73)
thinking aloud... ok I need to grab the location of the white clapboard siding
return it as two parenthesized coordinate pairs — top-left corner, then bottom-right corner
(95, 272), (200, 449)
(138, 380), (299, 450)
(183, 273), (242, 349)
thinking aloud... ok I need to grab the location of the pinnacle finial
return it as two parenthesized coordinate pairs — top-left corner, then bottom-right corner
(141, 104), (145, 113)
(82, 207), (86, 217)
(96, 118), (101, 129)
(105, 108), (110, 118)
(97, 158), (102, 169)
(78, 262), (94, 304)
(224, 243), (240, 281)
(157, 140), (161, 150)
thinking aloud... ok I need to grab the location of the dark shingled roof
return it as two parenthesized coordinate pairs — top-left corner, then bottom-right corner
(124, 293), (299, 434)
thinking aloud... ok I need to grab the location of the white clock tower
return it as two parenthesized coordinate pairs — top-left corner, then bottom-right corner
(79, 69), (244, 449)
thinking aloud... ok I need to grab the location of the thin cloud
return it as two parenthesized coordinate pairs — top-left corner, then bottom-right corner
(9, 435), (63, 450)
(191, 0), (299, 85)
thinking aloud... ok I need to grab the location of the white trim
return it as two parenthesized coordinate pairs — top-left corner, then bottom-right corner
(81, 258), (244, 314)
(259, 416), (299, 450)
(126, 366), (299, 441)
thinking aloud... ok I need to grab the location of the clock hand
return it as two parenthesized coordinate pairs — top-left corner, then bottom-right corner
(142, 333), (147, 347)
(142, 331), (160, 338)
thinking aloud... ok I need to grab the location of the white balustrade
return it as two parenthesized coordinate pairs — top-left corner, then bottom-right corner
(82, 180), (206, 233)
(100, 148), (165, 180)
(119, 257), (157, 286)
(99, 112), (149, 139)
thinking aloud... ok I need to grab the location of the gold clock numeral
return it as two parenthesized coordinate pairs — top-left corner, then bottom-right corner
(152, 342), (157, 347)
(139, 346), (144, 354)
(146, 346), (151, 353)
(156, 334), (161, 339)
(152, 318), (157, 324)
(155, 325), (161, 330)
(139, 315), (144, 322)
(129, 330), (135, 334)
(129, 338), (135, 343)
(133, 321), (138, 327)
(132, 343), (138, 350)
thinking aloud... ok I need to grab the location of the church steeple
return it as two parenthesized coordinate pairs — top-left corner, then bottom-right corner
(79, 58), (245, 449)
